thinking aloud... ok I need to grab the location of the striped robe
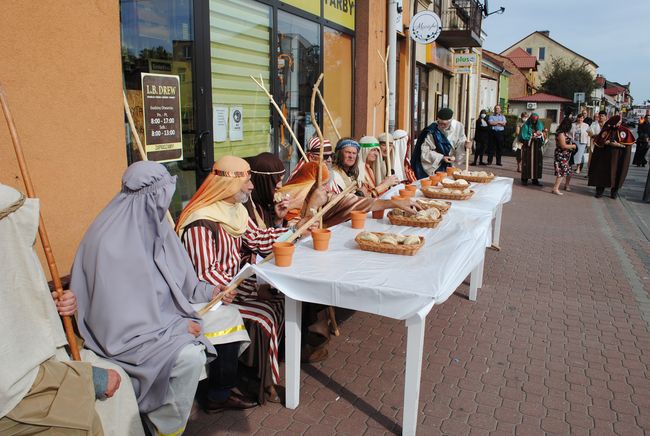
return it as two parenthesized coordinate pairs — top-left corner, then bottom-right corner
(181, 218), (286, 396)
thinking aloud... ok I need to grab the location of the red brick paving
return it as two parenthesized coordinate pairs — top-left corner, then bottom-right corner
(185, 154), (650, 435)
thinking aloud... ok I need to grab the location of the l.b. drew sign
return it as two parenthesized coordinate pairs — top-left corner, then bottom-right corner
(409, 11), (442, 44)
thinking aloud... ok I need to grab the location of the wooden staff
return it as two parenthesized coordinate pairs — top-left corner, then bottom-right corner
(122, 91), (176, 227)
(198, 182), (357, 316)
(310, 73), (325, 187)
(0, 84), (81, 360)
(250, 75), (308, 162)
(378, 47), (392, 175)
(316, 88), (341, 141)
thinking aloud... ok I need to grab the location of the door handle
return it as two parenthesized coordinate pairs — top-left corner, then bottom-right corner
(195, 130), (212, 172)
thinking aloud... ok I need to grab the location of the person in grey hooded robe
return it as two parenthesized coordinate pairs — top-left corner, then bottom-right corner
(70, 161), (254, 435)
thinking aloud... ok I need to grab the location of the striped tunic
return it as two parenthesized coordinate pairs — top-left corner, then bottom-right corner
(182, 218), (286, 387)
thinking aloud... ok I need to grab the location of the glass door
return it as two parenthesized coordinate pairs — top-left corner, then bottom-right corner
(120, 0), (212, 217)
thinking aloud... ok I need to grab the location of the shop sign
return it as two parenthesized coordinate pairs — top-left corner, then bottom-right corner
(455, 66), (472, 74)
(453, 53), (477, 67)
(141, 73), (183, 163)
(282, 0), (320, 17)
(324, 0), (355, 30)
(409, 11), (442, 44)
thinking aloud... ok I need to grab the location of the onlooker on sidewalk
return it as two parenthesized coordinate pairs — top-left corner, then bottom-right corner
(487, 105), (506, 166)
(519, 113), (545, 186)
(633, 114), (649, 167)
(472, 109), (490, 166)
(588, 115), (636, 199)
(512, 112), (528, 173)
(582, 109), (593, 127)
(587, 110), (607, 170)
(569, 113), (590, 174)
(552, 117), (576, 195)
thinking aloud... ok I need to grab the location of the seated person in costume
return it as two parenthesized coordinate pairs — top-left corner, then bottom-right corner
(289, 136), (340, 193)
(71, 162), (254, 436)
(378, 132), (396, 178)
(391, 129), (411, 181)
(411, 108), (472, 178)
(358, 136), (398, 198)
(176, 156), (324, 404)
(0, 184), (143, 436)
(331, 138), (362, 193)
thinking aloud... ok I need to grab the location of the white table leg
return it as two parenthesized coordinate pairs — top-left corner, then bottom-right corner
(478, 256), (485, 288)
(469, 257), (483, 301)
(403, 302), (434, 436)
(285, 295), (302, 409)
(491, 203), (503, 250)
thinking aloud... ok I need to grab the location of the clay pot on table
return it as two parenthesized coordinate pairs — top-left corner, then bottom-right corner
(350, 211), (367, 229)
(272, 242), (295, 267)
(311, 229), (332, 251)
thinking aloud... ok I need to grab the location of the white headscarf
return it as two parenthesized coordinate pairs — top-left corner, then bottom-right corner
(0, 184), (68, 416)
(392, 129), (408, 180)
(359, 136), (384, 186)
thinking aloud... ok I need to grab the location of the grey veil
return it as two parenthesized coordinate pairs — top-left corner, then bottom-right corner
(70, 161), (216, 413)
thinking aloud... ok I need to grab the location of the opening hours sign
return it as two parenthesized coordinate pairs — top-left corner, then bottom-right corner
(141, 73), (183, 163)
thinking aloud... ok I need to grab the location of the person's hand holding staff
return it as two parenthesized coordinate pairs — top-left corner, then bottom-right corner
(197, 182), (358, 316)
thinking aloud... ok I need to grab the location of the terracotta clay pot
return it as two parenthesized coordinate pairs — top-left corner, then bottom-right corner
(272, 242), (295, 267)
(350, 211), (367, 229)
(399, 189), (414, 198)
(405, 185), (417, 192)
(311, 229), (332, 251)
(420, 179), (432, 188)
(372, 209), (385, 219)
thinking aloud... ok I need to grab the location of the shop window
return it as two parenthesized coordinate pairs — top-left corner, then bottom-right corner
(276, 11), (321, 171)
(323, 27), (352, 141)
(538, 47), (545, 60)
(210, 0), (272, 158)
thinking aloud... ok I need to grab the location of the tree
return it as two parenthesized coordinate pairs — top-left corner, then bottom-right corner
(540, 57), (597, 102)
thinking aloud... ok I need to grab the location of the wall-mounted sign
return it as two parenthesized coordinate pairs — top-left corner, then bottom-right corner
(324, 0), (355, 30)
(453, 53), (478, 67)
(573, 92), (585, 104)
(229, 106), (243, 141)
(409, 11), (442, 44)
(455, 67), (473, 74)
(141, 73), (183, 163)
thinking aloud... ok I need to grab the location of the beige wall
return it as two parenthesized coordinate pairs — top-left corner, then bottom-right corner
(0, 1), (125, 275)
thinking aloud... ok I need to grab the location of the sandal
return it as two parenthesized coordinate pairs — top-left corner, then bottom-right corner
(552, 190), (564, 196)
(265, 385), (283, 403)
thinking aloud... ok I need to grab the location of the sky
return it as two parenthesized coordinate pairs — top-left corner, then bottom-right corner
(481, 0), (650, 105)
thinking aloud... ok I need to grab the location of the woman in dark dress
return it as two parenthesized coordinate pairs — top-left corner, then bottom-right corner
(552, 117), (577, 195)
(633, 115), (649, 167)
(472, 109), (490, 165)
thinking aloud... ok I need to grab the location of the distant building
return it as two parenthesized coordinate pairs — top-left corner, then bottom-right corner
(479, 51), (511, 111)
(482, 49), (536, 101)
(508, 92), (572, 131)
(500, 30), (598, 85)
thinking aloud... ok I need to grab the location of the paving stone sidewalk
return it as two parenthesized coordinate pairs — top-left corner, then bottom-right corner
(185, 150), (650, 436)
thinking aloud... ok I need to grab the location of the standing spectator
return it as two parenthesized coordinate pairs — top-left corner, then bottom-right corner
(569, 113), (590, 174)
(582, 109), (593, 127)
(633, 114), (649, 167)
(487, 105), (506, 166)
(588, 115), (636, 198)
(587, 110), (608, 170)
(472, 109), (490, 166)
(512, 112), (529, 173)
(519, 113), (546, 186)
(552, 117), (577, 195)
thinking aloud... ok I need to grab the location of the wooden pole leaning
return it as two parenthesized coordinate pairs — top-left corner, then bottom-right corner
(378, 47), (392, 176)
(316, 88), (341, 141)
(310, 73), (325, 188)
(0, 84), (81, 361)
(197, 182), (357, 316)
(122, 91), (176, 228)
(250, 75), (309, 162)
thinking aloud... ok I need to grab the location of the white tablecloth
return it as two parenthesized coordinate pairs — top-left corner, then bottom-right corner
(252, 206), (492, 320)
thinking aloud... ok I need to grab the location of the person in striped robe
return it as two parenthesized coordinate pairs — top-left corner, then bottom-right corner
(176, 156), (323, 404)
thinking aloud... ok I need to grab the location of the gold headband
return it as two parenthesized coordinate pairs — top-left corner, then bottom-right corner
(213, 169), (251, 178)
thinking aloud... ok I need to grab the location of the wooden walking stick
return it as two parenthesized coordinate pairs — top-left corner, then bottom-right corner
(316, 88), (341, 141)
(0, 84), (81, 360)
(310, 73), (326, 188)
(378, 47), (392, 176)
(250, 75), (309, 162)
(122, 91), (176, 227)
(198, 182), (358, 316)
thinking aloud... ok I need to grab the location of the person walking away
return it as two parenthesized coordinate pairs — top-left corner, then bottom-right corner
(588, 115), (636, 198)
(633, 114), (649, 167)
(519, 113), (545, 186)
(472, 110), (490, 166)
(512, 112), (528, 172)
(487, 105), (506, 166)
(552, 117), (577, 195)
(570, 113), (590, 174)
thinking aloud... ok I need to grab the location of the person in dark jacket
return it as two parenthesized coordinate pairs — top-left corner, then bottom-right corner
(472, 109), (490, 166)
(633, 115), (649, 167)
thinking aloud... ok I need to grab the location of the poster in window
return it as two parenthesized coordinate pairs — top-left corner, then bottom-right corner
(141, 73), (183, 162)
(213, 105), (228, 142)
(229, 106), (243, 141)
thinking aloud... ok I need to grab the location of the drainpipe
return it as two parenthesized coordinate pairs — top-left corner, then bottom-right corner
(388, 0), (400, 132)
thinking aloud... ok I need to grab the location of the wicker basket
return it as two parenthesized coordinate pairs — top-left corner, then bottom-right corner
(387, 211), (442, 228)
(416, 199), (452, 214)
(441, 180), (472, 190)
(422, 187), (474, 200)
(355, 232), (424, 256)
(452, 172), (495, 183)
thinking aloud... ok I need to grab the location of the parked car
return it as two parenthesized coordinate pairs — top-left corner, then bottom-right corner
(624, 116), (639, 127)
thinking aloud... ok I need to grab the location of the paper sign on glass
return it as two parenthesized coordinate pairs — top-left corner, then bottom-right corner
(213, 106), (228, 142)
(229, 106), (243, 141)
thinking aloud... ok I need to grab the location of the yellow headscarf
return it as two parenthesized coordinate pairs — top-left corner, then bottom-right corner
(176, 156), (251, 237)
